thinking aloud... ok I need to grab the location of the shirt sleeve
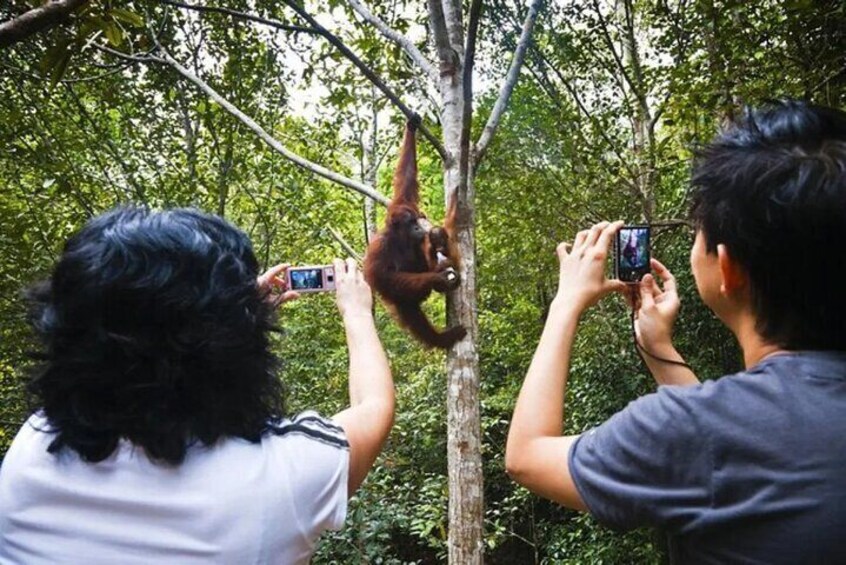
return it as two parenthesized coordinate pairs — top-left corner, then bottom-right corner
(271, 411), (350, 533)
(569, 385), (713, 533)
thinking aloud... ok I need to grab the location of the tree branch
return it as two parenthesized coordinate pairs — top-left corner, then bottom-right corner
(458, 0), (482, 200)
(346, 0), (438, 83)
(0, 0), (88, 48)
(327, 225), (363, 261)
(440, 0), (465, 51)
(474, 0), (543, 165)
(279, 0), (451, 164)
(589, 0), (647, 112)
(161, 50), (388, 205)
(63, 83), (147, 200)
(101, 44), (391, 206)
(156, 0), (318, 35)
(530, 48), (642, 195)
(165, 0), (449, 164)
(94, 43), (155, 62)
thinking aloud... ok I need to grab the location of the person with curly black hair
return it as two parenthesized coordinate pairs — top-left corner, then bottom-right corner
(0, 207), (395, 564)
(506, 100), (846, 563)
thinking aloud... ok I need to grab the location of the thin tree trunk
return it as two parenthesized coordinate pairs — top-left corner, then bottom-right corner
(619, 0), (654, 222)
(431, 1), (484, 561)
(177, 91), (198, 184)
(445, 167), (483, 564)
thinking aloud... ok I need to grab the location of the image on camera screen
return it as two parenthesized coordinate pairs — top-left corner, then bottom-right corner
(290, 269), (323, 290)
(620, 228), (649, 269)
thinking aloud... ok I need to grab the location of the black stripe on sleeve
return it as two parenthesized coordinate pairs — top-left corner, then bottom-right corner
(266, 419), (349, 449)
(294, 415), (346, 436)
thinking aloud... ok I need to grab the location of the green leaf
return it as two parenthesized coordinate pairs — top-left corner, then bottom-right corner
(50, 50), (72, 87)
(40, 39), (71, 75)
(103, 21), (124, 47)
(110, 8), (145, 28)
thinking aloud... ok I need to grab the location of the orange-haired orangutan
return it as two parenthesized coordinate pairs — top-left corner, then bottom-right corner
(364, 119), (466, 349)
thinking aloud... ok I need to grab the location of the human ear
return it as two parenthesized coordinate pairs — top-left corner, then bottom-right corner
(717, 244), (748, 297)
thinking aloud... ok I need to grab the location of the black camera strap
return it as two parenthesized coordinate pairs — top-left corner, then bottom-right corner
(629, 310), (693, 371)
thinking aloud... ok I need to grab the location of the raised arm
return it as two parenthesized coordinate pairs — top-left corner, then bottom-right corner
(330, 259), (395, 496)
(506, 221), (626, 509)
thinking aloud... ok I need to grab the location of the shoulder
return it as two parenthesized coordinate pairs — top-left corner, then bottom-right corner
(262, 412), (350, 531)
(601, 382), (710, 429)
(2, 412), (56, 458)
(638, 366), (777, 420)
(573, 384), (712, 476)
(0, 413), (63, 494)
(616, 373), (761, 436)
(569, 386), (715, 531)
(663, 356), (826, 423)
(264, 411), (349, 451)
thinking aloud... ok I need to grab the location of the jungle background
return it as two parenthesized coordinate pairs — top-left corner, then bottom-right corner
(1, 0), (843, 563)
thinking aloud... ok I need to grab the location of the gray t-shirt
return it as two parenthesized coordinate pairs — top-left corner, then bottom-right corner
(570, 351), (846, 564)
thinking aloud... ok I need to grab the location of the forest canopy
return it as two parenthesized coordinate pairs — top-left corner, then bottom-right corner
(1, 0), (843, 562)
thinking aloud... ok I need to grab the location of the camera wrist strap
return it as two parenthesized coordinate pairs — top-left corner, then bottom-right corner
(630, 310), (693, 371)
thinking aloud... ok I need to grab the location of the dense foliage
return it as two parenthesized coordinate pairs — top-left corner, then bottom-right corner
(1, 0), (843, 562)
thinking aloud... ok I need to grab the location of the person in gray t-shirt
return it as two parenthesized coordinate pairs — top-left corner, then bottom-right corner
(505, 100), (846, 564)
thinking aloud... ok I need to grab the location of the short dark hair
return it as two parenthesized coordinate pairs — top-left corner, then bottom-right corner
(690, 100), (846, 350)
(26, 207), (284, 464)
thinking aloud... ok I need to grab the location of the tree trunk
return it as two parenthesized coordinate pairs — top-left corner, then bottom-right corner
(445, 168), (482, 564)
(434, 2), (484, 558)
(619, 0), (655, 223)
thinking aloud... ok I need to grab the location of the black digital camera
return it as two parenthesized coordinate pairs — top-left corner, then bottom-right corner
(614, 225), (651, 282)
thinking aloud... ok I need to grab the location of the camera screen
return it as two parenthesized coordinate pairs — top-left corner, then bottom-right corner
(618, 227), (649, 270)
(290, 268), (324, 290)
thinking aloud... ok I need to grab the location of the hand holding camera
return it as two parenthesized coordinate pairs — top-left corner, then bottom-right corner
(258, 264), (301, 308)
(266, 260), (372, 321)
(553, 221), (628, 312)
(631, 259), (681, 350)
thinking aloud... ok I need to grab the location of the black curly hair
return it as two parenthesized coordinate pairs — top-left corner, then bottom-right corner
(26, 207), (285, 465)
(690, 100), (846, 350)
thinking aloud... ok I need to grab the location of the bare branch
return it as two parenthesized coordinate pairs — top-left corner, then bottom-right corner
(346, 0), (438, 83)
(589, 0), (647, 111)
(64, 84), (147, 200)
(0, 0), (88, 48)
(280, 0), (451, 164)
(0, 59), (136, 83)
(650, 219), (694, 229)
(156, 0), (317, 35)
(147, 49), (389, 205)
(327, 225), (363, 261)
(474, 0), (543, 165)
(458, 0), (482, 198)
(94, 44), (154, 62)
